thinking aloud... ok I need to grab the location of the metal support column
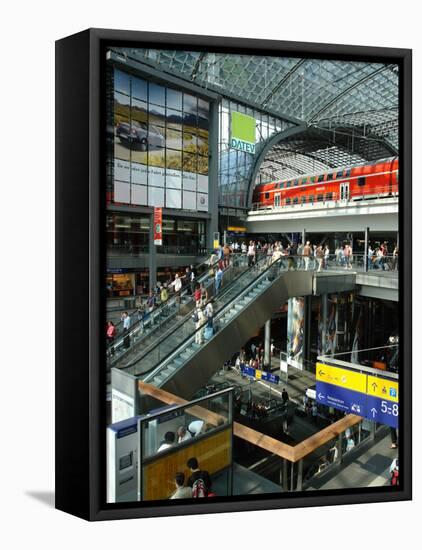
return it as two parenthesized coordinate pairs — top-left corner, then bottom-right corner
(264, 319), (271, 369)
(302, 228), (306, 246)
(149, 213), (157, 291)
(303, 295), (312, 365)
(207, 99), (219, 251)
(364, 226), (370, 272)
(296, 460), (303, 491)
(290, 461), (295, 491)
(321, 294), (328, 355)
(282, 459), (289, 491)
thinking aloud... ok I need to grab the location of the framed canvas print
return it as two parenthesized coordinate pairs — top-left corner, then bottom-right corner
(55, 29), (412, 521)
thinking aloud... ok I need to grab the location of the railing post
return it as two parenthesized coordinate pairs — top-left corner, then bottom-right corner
(296, 459), (303, 491)
(282, 459), (289, 491)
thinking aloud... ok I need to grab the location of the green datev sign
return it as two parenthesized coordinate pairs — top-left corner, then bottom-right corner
(231, 111), (256, 154)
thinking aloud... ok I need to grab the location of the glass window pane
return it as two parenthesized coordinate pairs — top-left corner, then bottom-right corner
(166, 128), (182, 150)
(149, 104), (165, 128)
(148, 147), (165, 168)
(197, 193), (208, 211)
(114, 181), (130, 203)
(183, 172), (196, 192)
(183, 93), (197, 116)
(166, 188), (182, 209)
(148, 166), (165, 187)
(114, 93), (131, 161)
(182, 190), (196, 210)
(183, 129), (198, 153)
(166, 149), (182, 171)
(114, 69), (130, 95)
(183, 152), (197, 173)
(131, 184), (148, 205)
(148, 186), (164, 207)
(149, 82), (165, 106)
(167, 88), (182, 111)
(166, 108), (183, 131)
(114, 158), (130, 182)
(166, 168), (182, 189)
(131, 162), (148, 185)
(132, 77), (148, 101)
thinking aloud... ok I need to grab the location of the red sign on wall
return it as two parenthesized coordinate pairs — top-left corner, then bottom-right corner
(153, 207), (163, 246)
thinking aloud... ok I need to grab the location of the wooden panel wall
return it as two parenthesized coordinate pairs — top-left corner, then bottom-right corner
(142, 428), (231, 501)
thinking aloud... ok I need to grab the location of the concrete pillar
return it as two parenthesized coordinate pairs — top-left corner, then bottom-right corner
(264, 319), (271, 368)
(303, 295), (312, 365)
(148, 213), (157, 291)
(364, 226), (370, 272)
(302, 228), (306, 246)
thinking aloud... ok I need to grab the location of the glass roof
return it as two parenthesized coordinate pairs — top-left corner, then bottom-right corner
(111, 47), (398, 206)
(113, 48), (398, 144)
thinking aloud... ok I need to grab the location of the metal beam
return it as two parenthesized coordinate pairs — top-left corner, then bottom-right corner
(309, 65), (395, 123)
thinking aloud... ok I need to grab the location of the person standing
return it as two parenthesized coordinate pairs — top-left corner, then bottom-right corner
(247, 241), (256, 267)
(121, 311), (131, 349)
(316, 245), (324, 272)
(215, 265), (223, 295)
(282, 388), (289, 405)
(194, 307), (206, 345)
(170, 472), (192, 499)
(186, 457), (212, 498)
(303, 241), (311, 271)
(106, 321), (116, 355)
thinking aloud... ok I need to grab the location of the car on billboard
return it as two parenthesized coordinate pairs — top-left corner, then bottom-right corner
(116, 121), (165, 151)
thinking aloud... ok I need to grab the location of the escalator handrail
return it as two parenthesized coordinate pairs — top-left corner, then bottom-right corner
(107, 254), (224, 347)
(116, 252), (269, 369)
(141, 255), (301, 381)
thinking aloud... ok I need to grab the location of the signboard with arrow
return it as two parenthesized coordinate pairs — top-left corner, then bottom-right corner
(315, 363), (399, 428)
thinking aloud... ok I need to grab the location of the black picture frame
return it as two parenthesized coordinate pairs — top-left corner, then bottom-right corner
(55, 28), (412, 521)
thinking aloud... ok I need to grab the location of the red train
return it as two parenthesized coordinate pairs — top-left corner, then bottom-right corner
(252, 157), (398, 209)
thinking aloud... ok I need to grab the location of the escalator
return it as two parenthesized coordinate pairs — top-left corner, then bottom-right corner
(107, 253), (250, 372)
(116, 256), (313, 401)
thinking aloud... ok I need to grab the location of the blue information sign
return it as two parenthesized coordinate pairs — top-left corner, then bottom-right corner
(366, 395), (399, 428)
(241, 365), (280, 384)
(316, 381), (367, 416)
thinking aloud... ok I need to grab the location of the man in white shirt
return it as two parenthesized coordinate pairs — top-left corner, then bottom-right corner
(157, 431), (175, 452)
(177, 426), (192, 443)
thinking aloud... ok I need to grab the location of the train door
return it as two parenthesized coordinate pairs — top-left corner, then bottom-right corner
(340, 182), (350, 201)
(274, 193), (281, 207)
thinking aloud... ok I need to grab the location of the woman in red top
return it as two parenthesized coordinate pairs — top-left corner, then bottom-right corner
(107, 321), (116, 355)
(194, 285), (202, 307)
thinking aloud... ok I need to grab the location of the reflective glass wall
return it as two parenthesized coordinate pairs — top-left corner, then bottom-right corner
(109, 68), (210, 212)
(218, 99), (292, 208)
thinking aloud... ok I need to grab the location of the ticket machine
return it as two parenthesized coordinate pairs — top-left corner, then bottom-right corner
(107, 415), (142, 503)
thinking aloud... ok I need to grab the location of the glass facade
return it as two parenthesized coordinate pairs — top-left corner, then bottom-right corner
(110, 68), (210, 212)
(218, 98), (292, 208)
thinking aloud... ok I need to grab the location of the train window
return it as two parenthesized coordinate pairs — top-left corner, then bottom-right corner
(318, 174), (325, 182)
(294, 179), (299, 186)
(327, 173), (333, 181)
(345, 169), (351, 177)
(358, 177), (366, 187)
(336, 170), (343, 178)
(286, 197), (291, 205)
(317, 194), (324, 202)
(300, 195), (306, 204)
(286, 181), (291, 188)
(280, 182), (284, 189)
(309, 195), (314, 203)
(293, 196), (298, 204)
(326, 192), (333, 201)
(312, 176), (317, 183)
(265, 192), (270, 199)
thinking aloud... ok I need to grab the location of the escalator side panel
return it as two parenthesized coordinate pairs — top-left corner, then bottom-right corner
(161, 271), (313, 400)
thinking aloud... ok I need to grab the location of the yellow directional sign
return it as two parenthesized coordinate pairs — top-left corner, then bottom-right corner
(316, 363), (367, 394)
(367, 375), (399, 403)
(255, 369), (262, 380)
